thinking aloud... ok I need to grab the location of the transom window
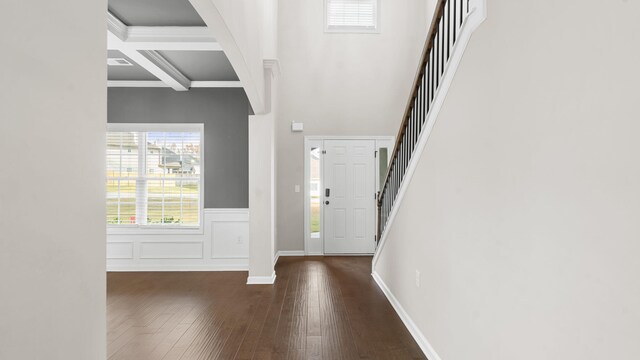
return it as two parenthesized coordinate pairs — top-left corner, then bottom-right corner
(106, 124), (203, 230)
(325, 0), (379, 33)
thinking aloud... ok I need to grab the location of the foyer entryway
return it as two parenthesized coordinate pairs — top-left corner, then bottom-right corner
(304, 137), (393, 255)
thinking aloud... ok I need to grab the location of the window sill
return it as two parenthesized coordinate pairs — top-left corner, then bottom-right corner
(107, 226), (204, 236)
(324, 27), (380, 34)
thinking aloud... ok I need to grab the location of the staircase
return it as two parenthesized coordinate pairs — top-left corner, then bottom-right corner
(375, 0), (487, 253)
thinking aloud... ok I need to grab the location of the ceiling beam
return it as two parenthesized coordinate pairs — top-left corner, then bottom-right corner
(107, 12), (221, 51)
(107, 81), (168, 88)
(108, 80), (242, 88)
(191, 81), (243, 88)
(125, 27), (223, 51)
(107, 13), (191, 91)
(109, 33), (190, 91)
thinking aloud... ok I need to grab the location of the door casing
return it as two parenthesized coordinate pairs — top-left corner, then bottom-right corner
(303, 136), (394, 255)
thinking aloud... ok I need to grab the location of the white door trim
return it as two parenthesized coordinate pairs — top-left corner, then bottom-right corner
(304, 138), (324, 255)
(303, 136), (394, 255)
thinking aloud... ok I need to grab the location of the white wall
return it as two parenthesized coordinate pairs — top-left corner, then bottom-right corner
(374, 0), (640, 359)
(276, 0), (430, 252)
(0, 0), (106, 359)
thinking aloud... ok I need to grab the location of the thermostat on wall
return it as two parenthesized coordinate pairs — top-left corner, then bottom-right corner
(291, 122), (304, 132)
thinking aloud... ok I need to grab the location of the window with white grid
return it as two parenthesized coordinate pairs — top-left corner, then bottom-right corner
(106, 124), (203, 230)
(325, 0), (379, 33)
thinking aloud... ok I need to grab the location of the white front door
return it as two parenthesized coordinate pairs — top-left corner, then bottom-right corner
(323, 139), (376, 254)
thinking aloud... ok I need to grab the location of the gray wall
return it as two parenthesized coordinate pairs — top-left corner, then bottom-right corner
(108, 88), (249, 208)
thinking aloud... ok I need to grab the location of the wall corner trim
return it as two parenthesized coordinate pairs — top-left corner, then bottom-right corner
(247, 271), (277, 285)
(372, 271), (443, 360)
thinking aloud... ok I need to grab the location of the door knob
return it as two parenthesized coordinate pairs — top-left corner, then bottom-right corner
(325, 201), (330, 205)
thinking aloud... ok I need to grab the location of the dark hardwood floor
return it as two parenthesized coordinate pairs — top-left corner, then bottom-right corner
(107, 256), (426, 360)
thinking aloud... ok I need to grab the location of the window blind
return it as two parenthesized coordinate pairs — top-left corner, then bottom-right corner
(106, 127), (202, 228)
(326, 0), (378, 31)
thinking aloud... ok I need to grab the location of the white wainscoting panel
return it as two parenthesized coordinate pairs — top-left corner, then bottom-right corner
(211, 220), (249, 259)
(140, 241), (203, 259)
(107, 209), (249, 271)
(106, 242), (134, 259)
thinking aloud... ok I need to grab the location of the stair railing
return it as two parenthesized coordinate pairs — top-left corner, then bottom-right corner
(377, 0), (474, 242)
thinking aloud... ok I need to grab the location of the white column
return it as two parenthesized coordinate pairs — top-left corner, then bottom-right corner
(247, 63), (279, 284)
(247, 112), (276, 284)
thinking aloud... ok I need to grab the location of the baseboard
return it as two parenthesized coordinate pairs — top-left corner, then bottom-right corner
(279, 250), (305, 256)
(107, 264), (248, 272)
(271, 251), (370, 265)
(247, 271), (277, 285)
(371, 271), (442, 360)
(274, 250), (306, 265)
(324, 253), (374, 256)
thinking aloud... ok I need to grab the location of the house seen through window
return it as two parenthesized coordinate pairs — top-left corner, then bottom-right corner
(106, 124), (203, 228)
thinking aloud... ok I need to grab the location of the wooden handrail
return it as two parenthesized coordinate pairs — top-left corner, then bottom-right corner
(377, 0), (471, 241)
(378, 0), (449, 206)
